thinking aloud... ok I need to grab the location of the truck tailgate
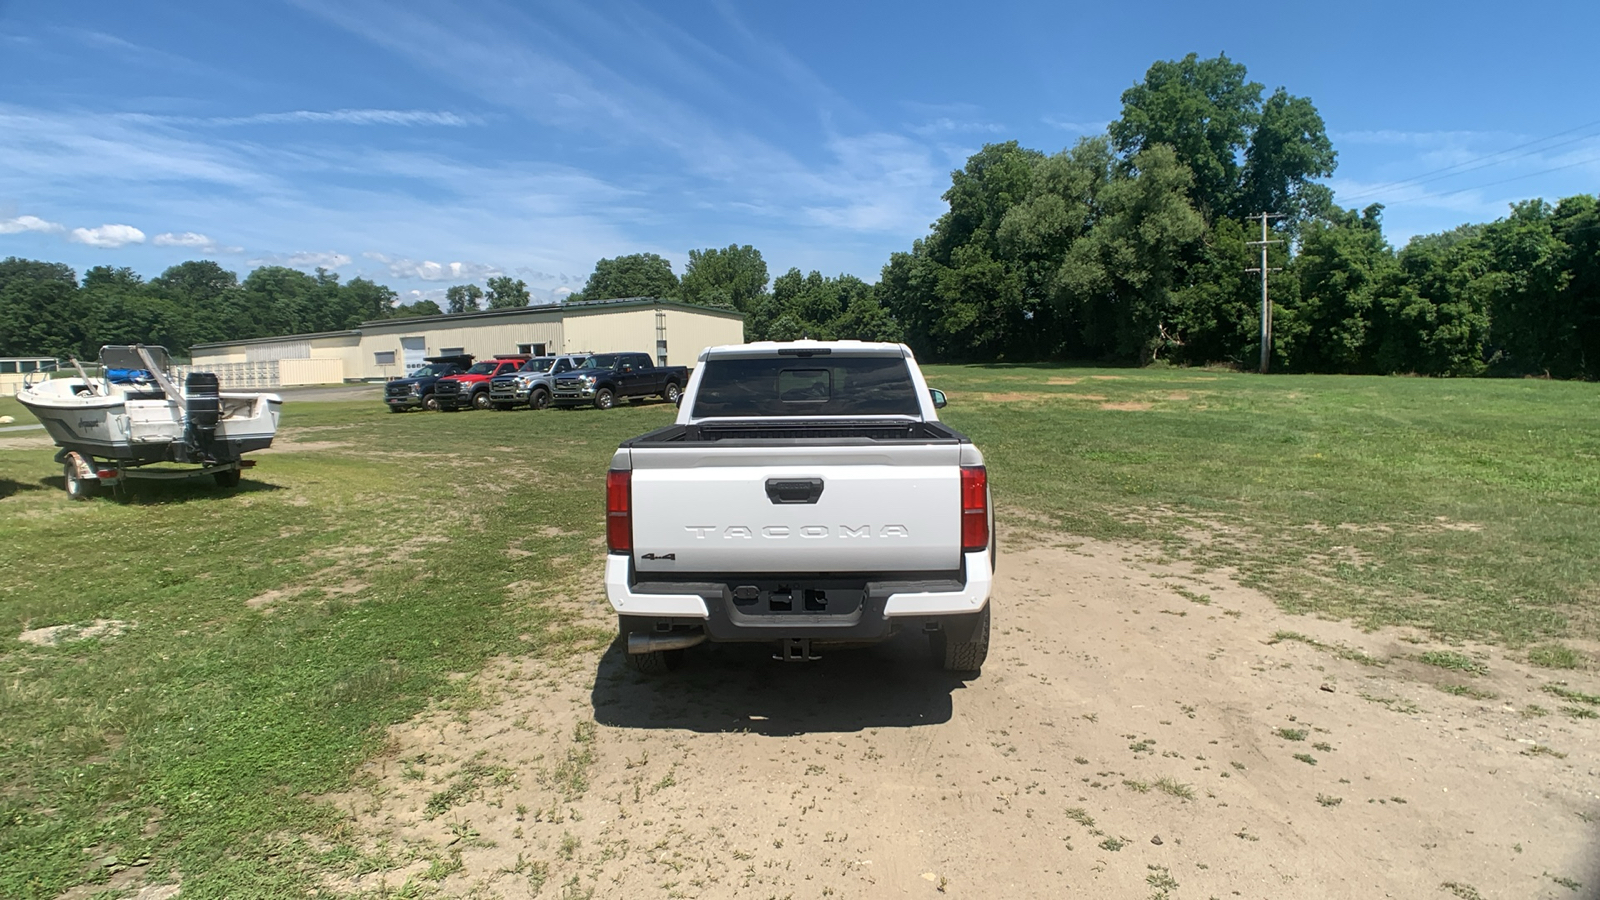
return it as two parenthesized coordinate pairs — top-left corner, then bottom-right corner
(628, 443), (963, 574)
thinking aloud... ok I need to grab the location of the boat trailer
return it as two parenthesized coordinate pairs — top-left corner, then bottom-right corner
(57, 449), (255, 500)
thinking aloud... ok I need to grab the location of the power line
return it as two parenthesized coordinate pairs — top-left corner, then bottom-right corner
(1337, 118), (1600, 204)
(1425, 154), (1600, 199)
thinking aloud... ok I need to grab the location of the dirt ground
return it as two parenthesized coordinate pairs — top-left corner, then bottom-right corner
(332, 532), (1600, 899)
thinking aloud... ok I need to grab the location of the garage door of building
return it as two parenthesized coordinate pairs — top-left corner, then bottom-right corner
(401, 336), (426, 374)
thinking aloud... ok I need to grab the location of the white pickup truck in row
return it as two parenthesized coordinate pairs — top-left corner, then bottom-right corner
(604, 341), (994, 674)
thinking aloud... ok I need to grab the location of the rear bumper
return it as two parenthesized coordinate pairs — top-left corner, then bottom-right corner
(604, 551), (991, 641)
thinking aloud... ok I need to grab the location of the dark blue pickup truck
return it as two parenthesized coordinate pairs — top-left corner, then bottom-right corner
(549, 351), (687, 410)
(383, 354), (474, 412)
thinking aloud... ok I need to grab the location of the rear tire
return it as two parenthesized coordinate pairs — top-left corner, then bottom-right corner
(64, 461), (97, 500)
(931, 604), (990, 673)
(423, 395), (440, 411)
(530, 388), (551, 410)
(662, 382), (681, 404)
(593, 388), (615, 410)
(214, 468), (241, 488)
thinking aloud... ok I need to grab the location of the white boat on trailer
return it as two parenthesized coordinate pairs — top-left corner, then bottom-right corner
(16, 344), (282, 499)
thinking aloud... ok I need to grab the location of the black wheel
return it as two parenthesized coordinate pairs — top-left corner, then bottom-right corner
(931, 604), (990, 673)
(64, 461), (97, 500)
(593, 388), (615, 410)
(529, 388), (551, 410)
(214, 468), (241, 488)
(423, 394), (441, 411)
(662, 382), (682, 404)
(472, 390), (493, 410)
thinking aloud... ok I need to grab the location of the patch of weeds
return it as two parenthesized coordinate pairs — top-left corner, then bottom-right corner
(1146, 864), (1179, 895)
(1234, 828), (1259, 842)
(1543, 684), (1600, 705)
(1312, 741), (1333, 752)
(1522, 704), (1550, 718)
(1417, 650), (1488, 676)
(1293, 753), (1318, 766)
(1064, 807), (1095, 828)
(1522, 744), (1567, 759)
(1153, 777), (1194, 801)
(425, 759), (515, 819)
(1360, 692), (1421, 714)
(1440, 882), (1484, 900)
(1128, 738), (1156, 753)
(1122, 778), (1150, 794)
(557, 831), (580, 860)
(425, 849), (464, 881)
(1317, 794), (1343, 807)
(1548, 873), (1582, 891)
(1275, 727), (1308, 741)
(1268, 630), (1384, 666)
(1560, 706), (1597, 720)
(1230, 761), (1245, 771)
(1172, 586), (1211, 605)
(1438, 684), (1498, 700)
(1098, 836), (1125, 852)
(1528, 644), (1584, 670)
(1073, 756), (1090, 765)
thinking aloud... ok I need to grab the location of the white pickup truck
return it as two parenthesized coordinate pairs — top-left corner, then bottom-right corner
(604, 340), (993, 674)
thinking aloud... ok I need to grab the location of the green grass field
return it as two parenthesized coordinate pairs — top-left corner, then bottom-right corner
(0, 366), (1595, 897)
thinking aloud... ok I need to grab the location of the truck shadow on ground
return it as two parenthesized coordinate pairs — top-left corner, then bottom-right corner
(0, 477), (46, 500)
(34, 475), (285, 504)
(589, 629), (971, 736)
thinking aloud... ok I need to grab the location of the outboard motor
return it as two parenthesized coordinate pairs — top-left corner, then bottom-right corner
(185, 371), (221, 447)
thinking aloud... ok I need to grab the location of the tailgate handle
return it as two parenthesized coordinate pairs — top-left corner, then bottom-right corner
(766, 478), (824, 504)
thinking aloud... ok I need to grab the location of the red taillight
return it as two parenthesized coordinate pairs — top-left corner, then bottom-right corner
(961, 465), (988, 553)
(606, 469), (632, 553)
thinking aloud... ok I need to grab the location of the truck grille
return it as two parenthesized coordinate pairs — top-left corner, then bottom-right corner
(434, 381), (462, 397)
(554, 377), (585, 392)
(384, 384), (411, 398)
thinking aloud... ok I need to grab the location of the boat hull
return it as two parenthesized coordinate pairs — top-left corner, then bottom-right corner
(17, 380), (281, 463)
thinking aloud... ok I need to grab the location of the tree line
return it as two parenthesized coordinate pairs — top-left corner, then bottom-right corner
(2, 53), (1594, 376)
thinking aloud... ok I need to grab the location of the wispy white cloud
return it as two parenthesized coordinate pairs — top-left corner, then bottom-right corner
(152, 231), (212, 247)
(164, 109), (482, 127)
(153, 231), (243, 254)
(1042, 116), (1108, 134)
(246, 250), (353, 270)
(0, 214), (65, 235)
(70, 224), (145, 248)
(908, 118), (1006, 138)
(365, 252), (503, 282)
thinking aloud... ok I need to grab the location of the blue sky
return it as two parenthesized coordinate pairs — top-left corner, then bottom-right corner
(1, 0), (1596, 308)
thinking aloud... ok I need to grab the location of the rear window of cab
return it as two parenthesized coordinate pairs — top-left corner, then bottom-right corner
(690, 356), (919, 418)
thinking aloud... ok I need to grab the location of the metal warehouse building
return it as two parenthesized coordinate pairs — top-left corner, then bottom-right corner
(187, 298), (745, 387)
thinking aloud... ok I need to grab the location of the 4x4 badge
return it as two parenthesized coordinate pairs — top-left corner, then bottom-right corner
(640, 553), (676, 561)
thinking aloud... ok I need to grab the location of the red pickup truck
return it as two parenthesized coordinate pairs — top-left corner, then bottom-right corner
(432, 356), (529, 411)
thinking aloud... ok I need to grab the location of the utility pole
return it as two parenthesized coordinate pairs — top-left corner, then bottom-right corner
(1245, 212), (1285, 373)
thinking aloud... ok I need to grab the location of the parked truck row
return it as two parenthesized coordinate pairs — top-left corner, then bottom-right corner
(383, 351), (688, 413)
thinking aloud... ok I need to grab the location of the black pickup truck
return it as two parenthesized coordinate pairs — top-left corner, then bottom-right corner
(383, 354), (474, 412)
(550, 351), (688, 410)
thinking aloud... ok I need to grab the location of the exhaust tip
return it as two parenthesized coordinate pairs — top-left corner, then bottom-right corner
(627, 631), (706, 655)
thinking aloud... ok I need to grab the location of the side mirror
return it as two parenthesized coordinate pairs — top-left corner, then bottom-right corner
(675, 391), (684, 408)
(929, 388), (947, 410)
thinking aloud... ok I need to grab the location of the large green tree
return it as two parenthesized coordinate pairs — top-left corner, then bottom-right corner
(444, 283), (483, 314)
(572, 253), (679, 302)
(679, 244), (768, 311)
(1110, 53), (1334, 227)
(485, 276), (530, 309)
